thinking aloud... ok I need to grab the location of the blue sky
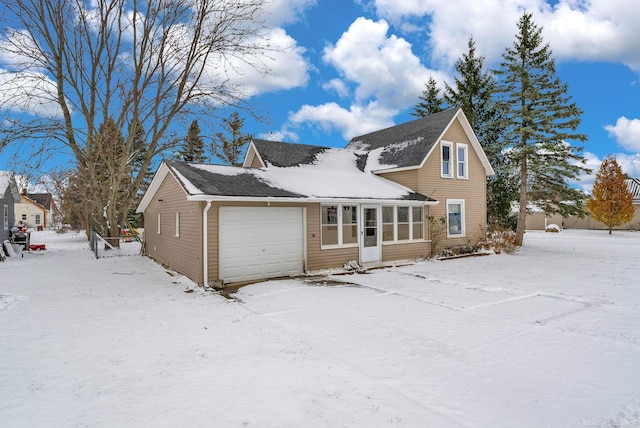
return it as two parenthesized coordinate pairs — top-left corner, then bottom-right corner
(1, 0), (639, 192)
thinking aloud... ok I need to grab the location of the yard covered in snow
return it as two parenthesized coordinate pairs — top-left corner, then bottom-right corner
(1, 229), (639, 427)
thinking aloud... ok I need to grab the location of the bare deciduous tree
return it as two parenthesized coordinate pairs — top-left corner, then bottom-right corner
(0, 0), (271, 244)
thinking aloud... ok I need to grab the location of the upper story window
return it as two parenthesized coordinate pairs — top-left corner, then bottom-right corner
(321, 204), (358, 247)
(157, 212), (161, 235)
(457, 143), (468, 179)
(441, 142), (453, 178)
(3, 205), (8, 230)
(175, 212), (180, 238)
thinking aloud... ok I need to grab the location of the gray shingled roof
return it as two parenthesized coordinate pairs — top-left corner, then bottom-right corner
(252, 139), (329, 167)
(347, 108), (459, 169)
(28, 193), (53, 209)
(167, 160), (303, 198)
(165, 158), (433, 202)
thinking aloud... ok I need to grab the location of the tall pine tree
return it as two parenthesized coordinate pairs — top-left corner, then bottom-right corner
(412, 76), (444, 117)
(586, 156), (634, 234)
(444, 37), (518, 227)
(213, 112), (252, 166)
(495, 13), (589, 245)
(179, 120), (206, 163)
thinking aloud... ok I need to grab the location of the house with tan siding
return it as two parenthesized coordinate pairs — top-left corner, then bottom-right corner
(137, 108), (494, 286)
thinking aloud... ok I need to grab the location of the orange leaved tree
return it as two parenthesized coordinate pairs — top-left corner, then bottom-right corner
(587, 156), (635, 234)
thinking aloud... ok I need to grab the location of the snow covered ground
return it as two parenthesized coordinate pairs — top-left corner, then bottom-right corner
(1, 229), (639, 427)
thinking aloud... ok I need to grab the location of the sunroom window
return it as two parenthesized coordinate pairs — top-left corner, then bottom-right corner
(321, 204), (358, 247)
(381, 206), (424, 243)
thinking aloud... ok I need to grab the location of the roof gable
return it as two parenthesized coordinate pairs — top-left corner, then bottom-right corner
(246, 139), (329, 168)
(0, 171), (20, 201)
(347, 108), (494, 175)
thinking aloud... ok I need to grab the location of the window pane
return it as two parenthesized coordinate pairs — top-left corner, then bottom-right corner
(322, 205), (338, 225)
(382, 206), (394, 223)
(383, 224), (394, 241)
(397, 224), (409, 240)
(322, 225), (338, 245)
(458, 146), (467, 177)
(397, 207), (409, 223)
(442, 145), (450, 175)
(448, 203), (462, 235)
(342, 225), (358, 244)
(413, 223), (423, 239)
(412, 207), (422, 223)
(343, 205), (357, 225)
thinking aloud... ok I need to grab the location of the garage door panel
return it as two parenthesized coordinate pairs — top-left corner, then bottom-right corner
(219, 207), (304, 283)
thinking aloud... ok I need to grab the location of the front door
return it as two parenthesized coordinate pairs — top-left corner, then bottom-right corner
(360, 205), (381, 263)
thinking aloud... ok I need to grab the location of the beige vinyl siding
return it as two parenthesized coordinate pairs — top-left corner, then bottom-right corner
(305, 204), (359, 271)
(145, 174), (203, 284)
(418, 119), (487, 249)
(250, 156), (263, 168)
(377, 169), (418, 190)
(382, 240), (430, 262)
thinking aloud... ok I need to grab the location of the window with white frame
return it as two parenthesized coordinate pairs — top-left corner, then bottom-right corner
(457, 143), (468, 178)
(381, 206), (424, 242)
(382, 206), (394, 242)
(441, 141), (453, 177)
(175, 212), (180, 237)
(21, 214), (27, 221)
(446, 199), (465, 237)
(321, 204), (358, 247)
(157, 212), (161, 235)
(3, 205), (8, 230)
(34, 214), (41, 225)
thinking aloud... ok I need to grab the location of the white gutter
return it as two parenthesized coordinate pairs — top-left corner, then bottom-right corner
(187, 195), (439, 206)
(202, 201), (212, 287)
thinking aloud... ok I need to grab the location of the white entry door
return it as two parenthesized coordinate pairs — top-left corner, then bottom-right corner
(360, 205), (381, 263)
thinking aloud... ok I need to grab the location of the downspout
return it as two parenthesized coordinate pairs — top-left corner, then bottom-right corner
(202, 201), (212, 287)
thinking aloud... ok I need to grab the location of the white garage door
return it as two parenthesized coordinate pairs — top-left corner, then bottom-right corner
(219, 207), (304, 283)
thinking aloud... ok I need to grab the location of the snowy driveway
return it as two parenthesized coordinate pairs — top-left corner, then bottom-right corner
(236, 247), (640, 427)
(2, 230), (640, 427)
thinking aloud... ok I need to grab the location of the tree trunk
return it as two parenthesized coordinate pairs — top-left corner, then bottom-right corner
(514, 156), (528, 246)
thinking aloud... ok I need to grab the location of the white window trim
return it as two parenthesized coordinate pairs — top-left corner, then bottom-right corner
(382, 206), (425, 244)
(441, 141), (453, 178)
(321, 204), (359, 249)
(456, 143), (469, 179)
(157, 212), (161, 235)
(175, 212), (180, 237)
(446, 199), (466, 238)
(3, 205), (8, 230)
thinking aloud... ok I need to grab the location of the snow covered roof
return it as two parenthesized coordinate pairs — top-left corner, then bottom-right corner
(165, 150), (434, 203)
(0, 171), (20, 201)
(251, 139), (329, 168)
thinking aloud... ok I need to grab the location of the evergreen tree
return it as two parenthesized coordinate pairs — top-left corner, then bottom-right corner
(495, 13), (590, 245)
(412, 76), (444, 117)
(179, 120), (206, 163)
(586, 156), (634, 234)
(213, 112), (252, 166)
(445, 37), (518, 227)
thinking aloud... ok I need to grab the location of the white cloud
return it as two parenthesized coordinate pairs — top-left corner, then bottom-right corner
(573, 151), (640, 193)
(322, 17), (445, 110)
(227, 27), (310, 97)
(322, 79), (350, 97)
(288, 101), (397, 141)
(0, 69), (63, 118)
(263, 0), (317, 26)
(369, 0), (640, 71)
(605, 116), (640, 152)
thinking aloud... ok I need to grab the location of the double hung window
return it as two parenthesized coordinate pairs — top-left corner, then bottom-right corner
(442, 141), (468, 179)
(447, 200), (465, 237)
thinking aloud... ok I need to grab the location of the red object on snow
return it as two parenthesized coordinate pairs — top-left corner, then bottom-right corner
(29, 244), (46, 251)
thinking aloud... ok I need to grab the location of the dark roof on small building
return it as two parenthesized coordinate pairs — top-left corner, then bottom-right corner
(27, 193), (53, 209)
(347, 108), (459, 170)
(252, 139), (329, 167)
